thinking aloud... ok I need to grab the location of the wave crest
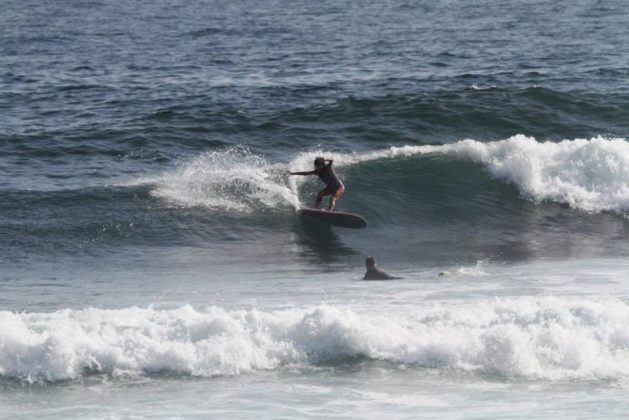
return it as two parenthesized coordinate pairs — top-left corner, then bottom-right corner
(437, 135), (629, 213)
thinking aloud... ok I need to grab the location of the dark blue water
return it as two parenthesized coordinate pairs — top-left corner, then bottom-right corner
(3, 0), (629, 270)
(3, 2), (629, 417)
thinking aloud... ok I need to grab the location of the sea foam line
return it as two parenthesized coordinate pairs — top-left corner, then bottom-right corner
(3, 298), (629, 383)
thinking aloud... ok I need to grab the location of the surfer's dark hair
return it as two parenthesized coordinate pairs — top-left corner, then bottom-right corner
(314, 157), (325, 167)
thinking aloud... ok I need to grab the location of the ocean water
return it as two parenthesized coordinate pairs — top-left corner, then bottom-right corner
(2, 0), (629, 418)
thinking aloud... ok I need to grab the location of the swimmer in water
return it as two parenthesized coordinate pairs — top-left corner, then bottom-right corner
(289, 157), (345, 211)
(363, 256), (402, 280)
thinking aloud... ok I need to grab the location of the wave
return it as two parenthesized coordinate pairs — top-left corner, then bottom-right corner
(268, 88), (629, 144)
(386, 135), (629, 213)
(5, 87), (628, 158)
(148, 136), (629, 215)
(3, 298), (629, 383)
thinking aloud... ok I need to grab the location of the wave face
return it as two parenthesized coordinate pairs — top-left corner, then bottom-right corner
(3, 298), (629, 383)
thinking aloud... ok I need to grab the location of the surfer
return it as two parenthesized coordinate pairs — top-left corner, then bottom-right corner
(289, 157), (345, 211)
(363, 257), (402, 280)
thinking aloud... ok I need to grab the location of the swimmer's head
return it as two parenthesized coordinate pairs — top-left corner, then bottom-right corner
(314, 157), (325, 168)
(365, 256), (376, 269)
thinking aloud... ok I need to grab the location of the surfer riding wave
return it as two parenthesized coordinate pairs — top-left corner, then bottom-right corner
(289, 157), (345, 211)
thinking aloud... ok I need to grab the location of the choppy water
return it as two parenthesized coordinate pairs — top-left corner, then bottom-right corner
(2, 0), (629, 418)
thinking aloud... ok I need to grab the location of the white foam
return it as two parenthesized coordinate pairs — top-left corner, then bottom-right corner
(468, 84), (497, 91)
(437, 135), (629, 213)
(148, 147), (369, 212)
(3, 298), (629, 383)
(150, 148), (300, 211)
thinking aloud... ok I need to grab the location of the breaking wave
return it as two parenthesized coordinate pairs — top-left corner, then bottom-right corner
(3, 297), (629, 383)
(147, 136), (629, 214)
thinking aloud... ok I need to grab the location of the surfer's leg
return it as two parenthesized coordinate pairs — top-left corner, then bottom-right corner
(315, 188), (330, 209)
(327, 185), (345, 211)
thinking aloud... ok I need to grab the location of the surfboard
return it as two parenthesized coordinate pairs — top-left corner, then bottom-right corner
(298, 208), (367, 229)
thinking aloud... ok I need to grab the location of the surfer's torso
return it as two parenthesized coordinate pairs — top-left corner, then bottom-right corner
(315, 163), (342, 191)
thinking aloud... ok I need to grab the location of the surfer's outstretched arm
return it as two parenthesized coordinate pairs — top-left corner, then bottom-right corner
(289, 170), (316, 175)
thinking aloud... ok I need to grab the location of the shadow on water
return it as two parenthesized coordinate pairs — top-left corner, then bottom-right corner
(291, 218), (358, 266)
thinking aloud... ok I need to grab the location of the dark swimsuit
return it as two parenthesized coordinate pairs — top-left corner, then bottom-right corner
(316, 164), (343, 193)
